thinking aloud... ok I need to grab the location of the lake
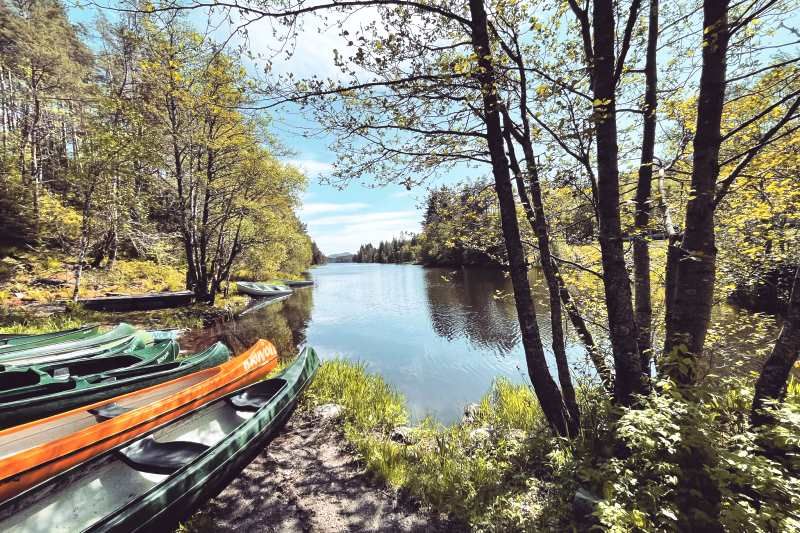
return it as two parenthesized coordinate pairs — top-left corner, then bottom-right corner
(190, 263), (592, 423)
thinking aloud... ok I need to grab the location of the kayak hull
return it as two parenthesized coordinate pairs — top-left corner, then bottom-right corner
(0, 324), (145, 367)
(78, 291), (194, 312)
(96, 347), (320, 532)
(0, 341), (229, 430)
(236, 281), (293, 298)
(0, 339), (279, 503)
(0, 325), (100, 354)
(0, 347), (319, 533)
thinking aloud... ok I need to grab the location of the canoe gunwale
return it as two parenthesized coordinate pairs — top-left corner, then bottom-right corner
(0, 341), (222, 429)
(0, 340), (278, 504)
(87, 347), (319, 532)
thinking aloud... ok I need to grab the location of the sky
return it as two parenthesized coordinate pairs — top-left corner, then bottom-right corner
(68, 2), (461, 256)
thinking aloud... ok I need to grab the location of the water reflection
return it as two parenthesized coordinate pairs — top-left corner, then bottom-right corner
(184, 264), (587, 422)
(422, 268), (560, 356)
(182, 288), (313, 362)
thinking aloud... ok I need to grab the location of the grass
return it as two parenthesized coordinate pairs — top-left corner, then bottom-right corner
(302, 359), (557, 530)
(0, 249), (254, 333)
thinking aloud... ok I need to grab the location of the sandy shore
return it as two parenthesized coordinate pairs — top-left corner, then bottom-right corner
(190, 408), (451, 532)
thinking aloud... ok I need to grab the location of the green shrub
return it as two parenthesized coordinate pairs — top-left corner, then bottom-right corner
(553, 377), (800, 532)
(305, 359), (408, 432)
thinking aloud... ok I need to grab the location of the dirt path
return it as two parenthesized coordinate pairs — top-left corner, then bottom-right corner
(193, 408), (450, 532)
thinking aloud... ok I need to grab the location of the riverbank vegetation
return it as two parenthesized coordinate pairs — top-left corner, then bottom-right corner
(0, 2), (312, 317)
(306, 360), (800, 531)
(141, 0), (800, 528)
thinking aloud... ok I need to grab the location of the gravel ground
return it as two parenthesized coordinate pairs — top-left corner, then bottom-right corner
(191, 408), (451, 532)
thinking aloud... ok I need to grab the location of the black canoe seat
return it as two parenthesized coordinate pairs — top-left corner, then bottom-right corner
(227, 379), (286, 411)
(117, 436), (210, 475)
(90, 403), (133, 420)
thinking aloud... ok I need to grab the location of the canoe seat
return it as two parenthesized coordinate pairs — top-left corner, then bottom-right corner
(117, 436), (210, 475)
(90, 403), (133, 420)
(227, 379), (286, 411)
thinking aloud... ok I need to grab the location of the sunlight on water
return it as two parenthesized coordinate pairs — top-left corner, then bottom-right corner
(190, 264), (591, 423)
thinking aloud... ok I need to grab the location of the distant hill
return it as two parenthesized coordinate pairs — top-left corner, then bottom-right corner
(327, 252), (354, 263)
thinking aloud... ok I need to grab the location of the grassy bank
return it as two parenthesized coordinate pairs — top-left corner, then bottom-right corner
(0, 251), (248, 332)
(303, 360), (562, 531)
(303, 361), (800, 532)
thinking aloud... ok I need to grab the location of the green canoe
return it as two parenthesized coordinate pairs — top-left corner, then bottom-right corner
(281, 279), (314, 288)
(0, 346), (319, 532)
(0, 341), (231, 429)
(0, 339), (178, 398)
(0, 323), (146, 367)
(237, 281), (293, 298)
(0, 324), (101, 353)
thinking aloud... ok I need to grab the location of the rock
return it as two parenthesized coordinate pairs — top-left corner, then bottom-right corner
(463, 403), (480, 424)
(390, 426), (417, 445)
(314, 403), (345, 421)
(573, 487), (601, 520)
(469, 427), (492, 442)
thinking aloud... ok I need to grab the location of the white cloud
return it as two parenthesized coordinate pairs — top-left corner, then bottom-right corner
(286, 159), (335, 178)
(299, 202), (368, 217)
(308, 210), (422, 254)
(307, 210), (418, 227)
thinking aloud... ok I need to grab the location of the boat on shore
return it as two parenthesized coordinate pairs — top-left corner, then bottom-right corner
(0, 324), (149, 368)
(0, 346), (320, 532)
(0, 339), (279, 503)
(0, 340), (234, 429)
(0, 325), (100, 352)
(236, 281), (293, 298)
(0, 340), (179, 397)
(78, 291), (195, 312)
(281, 279), (314, 288)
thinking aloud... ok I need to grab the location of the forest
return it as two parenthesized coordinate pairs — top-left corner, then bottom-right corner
(1, 0), (799, 531)
(0, 1), (312, 305)
(171, 0), (799, 529)
(353, 182), (509, 267)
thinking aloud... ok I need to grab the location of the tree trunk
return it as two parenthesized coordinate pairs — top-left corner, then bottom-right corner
(751, 266), (800, 426)
(663, 0), (729, 384)
(633, 0), (659, 378)
(504, 122), (581, 433)
(592, 0), (645, 405)
(469, 0), (572, 437)
(73, 184), (96, 302)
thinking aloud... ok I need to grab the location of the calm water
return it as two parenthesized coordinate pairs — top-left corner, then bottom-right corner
(189, 263), (591, 423)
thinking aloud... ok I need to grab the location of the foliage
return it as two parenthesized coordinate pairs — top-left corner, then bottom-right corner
(352, 181), (516, 268)
(353, 235), (418, 264)
(0, 4), (312, 303)
(546, 377), (800, 532)
(305, 359), (408, 432)
(304, 361), (557, 530)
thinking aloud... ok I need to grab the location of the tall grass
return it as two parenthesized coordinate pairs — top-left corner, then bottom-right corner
(303, 361), (554, 529)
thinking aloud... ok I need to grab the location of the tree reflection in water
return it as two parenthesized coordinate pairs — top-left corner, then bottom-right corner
(182, 288), (314, 361)
(424, 268), (553, 356)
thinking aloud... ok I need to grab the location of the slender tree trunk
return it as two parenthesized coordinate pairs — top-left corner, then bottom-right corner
(30, 86), (41, 238)
(469, 0), (572, 437)
(633, 0), (659, 377)
(504, 123), (581, 433)
(73, 183), (96, 302)
(752, 267), (800, 426)
(663, 0), (729, 384)
(592, 0), (644, 405)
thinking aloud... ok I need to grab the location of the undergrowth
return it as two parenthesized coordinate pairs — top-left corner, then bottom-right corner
(304, 360), (800, 532)
(304, 359), (557, 531)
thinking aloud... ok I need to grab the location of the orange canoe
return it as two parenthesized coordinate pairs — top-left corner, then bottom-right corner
(0, 338), (279, 503)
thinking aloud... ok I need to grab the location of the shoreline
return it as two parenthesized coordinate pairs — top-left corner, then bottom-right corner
(183, 406), (453, 533)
